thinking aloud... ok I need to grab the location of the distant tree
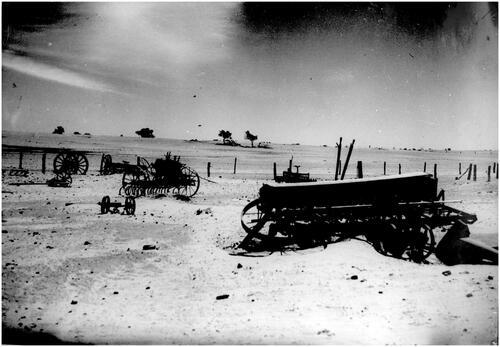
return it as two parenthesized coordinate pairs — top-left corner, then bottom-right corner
(73, 131), (81, 135)
(245, 130), (258, 147)
(218, 130), (232, 144)
(52, 126), (64, 135)
(136, 128), (155, 138)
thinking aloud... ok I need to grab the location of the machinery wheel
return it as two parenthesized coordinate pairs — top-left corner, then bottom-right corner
(122, 168), (148, 188)
(176, 166), (200, 197)
(53, 152), (88, 175)
(241, 199), (275, 240)
(407, 222), (435, 263)
(124, 197), (136, 215)
(100, 154), (113, 175)
(101, 196), (110, 214)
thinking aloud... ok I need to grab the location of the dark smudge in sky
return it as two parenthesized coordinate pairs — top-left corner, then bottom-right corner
(239, 2), (473, 38)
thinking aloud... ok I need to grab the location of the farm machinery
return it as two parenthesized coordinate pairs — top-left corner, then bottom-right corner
(120, 153), (200, 198)
(240, 172), (483, 263)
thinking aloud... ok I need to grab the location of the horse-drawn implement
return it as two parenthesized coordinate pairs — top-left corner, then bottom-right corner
(99, 154), (147, 175)
(120, 153), (200, 198)
(240, 172), (479, 263)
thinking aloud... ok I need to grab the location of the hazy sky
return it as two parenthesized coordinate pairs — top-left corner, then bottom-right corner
(2, 2), (498, 149)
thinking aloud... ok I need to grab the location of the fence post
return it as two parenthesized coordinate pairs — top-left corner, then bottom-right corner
(497, 163), (499, 179)
(467, 164), (472, 180)
(207, 162), (211, 177)
(383, 161), (386, 175)
(357, 161), (363, 178)
(18, 152), (23, 169)
(473, 164), (477, 181)
(398, 163), (401, 175)
(459, 163), (461, 175)
(423, 162), (427, 172)
(273, 162), (277, 180)
(289, 158), (293, 172)
(493, 162), (496, 174)
(233, 157), (237, 174)
(488, 165), (491, 182)
(434, 163), (437, 179)
(41, 153), (46, 174)
(340, 139), (355, 180)
(335, 137), (342, 181)
(137, 157), (140, 166)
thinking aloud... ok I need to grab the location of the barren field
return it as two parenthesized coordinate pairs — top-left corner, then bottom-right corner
(2, 131), (498, 344)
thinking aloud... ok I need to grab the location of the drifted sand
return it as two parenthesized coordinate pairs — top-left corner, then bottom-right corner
(1, 133), (498, 344)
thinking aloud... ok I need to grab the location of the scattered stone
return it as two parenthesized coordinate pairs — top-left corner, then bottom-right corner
(466, 293), (473, 298)
(487, 275), (494, 280)
(378, 291), (383, 294)
(46, 246), (54, 249)
(237, 263), (243, 269)
(216, 294), (229, 300)
(146, 286), (150, 290)
(83, 241), (91, 246)
(350, 275), (358, 280)
(142, 245), (158, 251)
(442, 270), (452, 276)
(71, 300), (78, 305)
(113, 291), (119, 295)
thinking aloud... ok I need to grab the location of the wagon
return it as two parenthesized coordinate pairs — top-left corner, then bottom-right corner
(99, 154), (149, 175)
(121, 153), (200, 198)
(240, 172), (477, 262)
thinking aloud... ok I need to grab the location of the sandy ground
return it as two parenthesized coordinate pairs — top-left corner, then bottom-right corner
(1, 133), (498, 344)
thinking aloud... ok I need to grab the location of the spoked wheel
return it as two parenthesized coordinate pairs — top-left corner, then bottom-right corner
(241, 199), (277, 241)
(406, 222), (435, 263)
(124, 197), (136, 215)
(53, 152), (88, 175)
(138, 157), (155, 179)
(100, 154), (113, 175)
(122, 168), (148, 188)
(175, 166), (200, 197)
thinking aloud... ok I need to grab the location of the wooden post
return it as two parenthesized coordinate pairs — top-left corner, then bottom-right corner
(207, 162), (211, 177)
(18, 152), (23, 169)
(289, 157), (293, 173)
(335, 137), (342, 181)
(473, 164), (477, 181)
(433, 163), (437, 179)
(41, 153), (46, 174)
(467, 164), (472, 180)
(357, 161), (363, 178)
(338, 160), (342, 177)
(233, 157), (237, 174)
(340, 139), (355, 180)
(398, 163), (401, 175)
(273, 162), (277, 180)
(497, 164), (499, 179)
(423, 162), (427, 172)
(487, 165), (491, 182)
(383, 161), (386, 175)
(137, 157), (141, 166)
(459, 163), (461, 175)
(493, 162), (496, 174)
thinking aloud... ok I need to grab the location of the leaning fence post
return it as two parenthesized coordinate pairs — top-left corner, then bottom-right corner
(273, 162), (277, 180)
(41, 153), (47, 174)
(423, 162), (427, 172)
(357, 161), (363, 178)
(467, 164), (472, 180)
(473, 164), (477, 181)
(207, 162), (211, 177)
(383, 161), (386, 175)
(398, 163), (401, 175)
(233, 157), (237, 174)
(18, 152), (23, 169)
(434, 163), (437, 179)
(340, 139), (355, 180)
(488, 165), (491, 182)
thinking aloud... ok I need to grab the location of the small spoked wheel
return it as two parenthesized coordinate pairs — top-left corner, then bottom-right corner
(241, 199), (279, 241)
(124, 197), (136, 215)
(122, 168), (148, 188)
(100, 154), (113, 175)
(407, 222), (435, 263)
(175, 166), (200, 198)
(101, 196), (110, 214)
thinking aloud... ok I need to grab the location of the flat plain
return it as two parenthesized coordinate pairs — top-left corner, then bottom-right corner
(2, 131), (498, 344)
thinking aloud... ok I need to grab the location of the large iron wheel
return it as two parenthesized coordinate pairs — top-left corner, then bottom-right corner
(122, 168), (148, 188)
(241, 199), (277, 241)
(175, 166), (200, 197)
(407, 222), (435, 263)
(53, 152), (88, 175)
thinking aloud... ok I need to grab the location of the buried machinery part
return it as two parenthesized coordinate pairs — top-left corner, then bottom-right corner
(99, 195), (136, 215)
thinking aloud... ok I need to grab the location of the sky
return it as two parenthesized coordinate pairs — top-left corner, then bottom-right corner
(2, 2), (498, 150)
